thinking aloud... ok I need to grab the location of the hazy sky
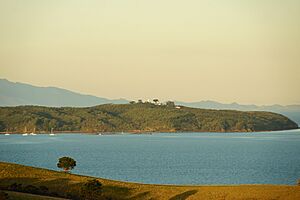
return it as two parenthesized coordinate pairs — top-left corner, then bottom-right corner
(1, 0), (299, 105)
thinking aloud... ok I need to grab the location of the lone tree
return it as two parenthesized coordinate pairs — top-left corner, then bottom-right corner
(153, 99), (159, 104)
(129, 101), (136, 104)
(57, 157), (76, 172)
(137, 99), (143, 104)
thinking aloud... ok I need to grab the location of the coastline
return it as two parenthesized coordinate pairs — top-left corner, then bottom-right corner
(1, 104), (298, 135)
(1, 127), (299, 135)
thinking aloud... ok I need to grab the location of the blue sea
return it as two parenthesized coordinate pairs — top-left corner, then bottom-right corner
(1, 130), (300, 185)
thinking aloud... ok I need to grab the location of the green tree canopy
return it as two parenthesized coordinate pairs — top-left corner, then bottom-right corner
(153, 99), (159, 104)
(57, 157), (76, 172)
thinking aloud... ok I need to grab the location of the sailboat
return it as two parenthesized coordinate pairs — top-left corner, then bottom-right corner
(49, 128), (55, 136)
(4, 128), (10, 136)
(22, 126), (28, 136)
(30, 127), (37, 135)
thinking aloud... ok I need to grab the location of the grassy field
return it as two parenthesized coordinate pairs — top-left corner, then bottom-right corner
(0, 190), (68, 200)
(0, 162), (299, 200)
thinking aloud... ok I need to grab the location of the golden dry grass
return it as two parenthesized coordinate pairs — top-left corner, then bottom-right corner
(0, 162), (299, 200)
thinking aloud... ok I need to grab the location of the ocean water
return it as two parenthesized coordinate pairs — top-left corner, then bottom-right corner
(1, 130), (300, 185)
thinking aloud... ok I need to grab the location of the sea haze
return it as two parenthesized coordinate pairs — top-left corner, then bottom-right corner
(1, 130), (300, 185)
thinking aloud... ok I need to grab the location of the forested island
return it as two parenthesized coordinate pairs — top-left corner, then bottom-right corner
(0, 102), (298, 133)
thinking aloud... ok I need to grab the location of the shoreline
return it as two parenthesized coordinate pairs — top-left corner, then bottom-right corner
(1, 127), (299, 135)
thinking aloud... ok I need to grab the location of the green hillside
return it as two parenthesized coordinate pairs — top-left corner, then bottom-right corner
(0, 103), (298, 133)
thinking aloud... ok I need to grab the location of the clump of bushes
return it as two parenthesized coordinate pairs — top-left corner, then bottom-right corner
(8, 183), (22, 191)
(0, 191), (9, 200)
(81, 179), (103, 200)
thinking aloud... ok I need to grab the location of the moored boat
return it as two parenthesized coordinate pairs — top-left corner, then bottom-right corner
(49, 128), (55, 136)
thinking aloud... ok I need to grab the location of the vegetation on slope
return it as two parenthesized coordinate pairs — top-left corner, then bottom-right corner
(0, 103), (298, 133)
(0, 162), (300, 200)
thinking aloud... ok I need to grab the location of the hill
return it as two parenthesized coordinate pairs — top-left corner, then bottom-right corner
(1, 78), (299, 125)
(0, 103), (297, 133)
(176, 100), (300, 125)
(0, 79), (128, 107)
(0, 162), (299, 200)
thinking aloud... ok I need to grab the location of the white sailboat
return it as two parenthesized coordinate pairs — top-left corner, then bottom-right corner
(30, 127), (37, 135)
(22, 127), (28, 136)
(49, 128), (55, 136)
(4, 129), (10, 136)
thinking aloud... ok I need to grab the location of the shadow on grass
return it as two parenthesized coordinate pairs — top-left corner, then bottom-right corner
(0, 177), (74, 189)
(0, 177), (40, 187)
(129, 191), (151, 200)
(169, 190), (198, 200)
(102, 185), (131, 199)
(0, 177), (79, 199)
(0, 177), (132, 200)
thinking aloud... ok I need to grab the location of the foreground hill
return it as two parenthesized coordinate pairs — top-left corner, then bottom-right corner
(0, 103), (298, 133)
(0, 162), (299, 200)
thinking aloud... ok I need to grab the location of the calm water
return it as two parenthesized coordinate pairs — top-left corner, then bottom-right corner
(1, 130), (300, 185)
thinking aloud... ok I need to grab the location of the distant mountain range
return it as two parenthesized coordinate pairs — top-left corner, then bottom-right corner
(175, 101), (300, 126)
(1, 78), (299, 125)
(0, 79), (128, 107)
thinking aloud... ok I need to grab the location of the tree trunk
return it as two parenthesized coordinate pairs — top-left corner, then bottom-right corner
(63, 168), (69, 172)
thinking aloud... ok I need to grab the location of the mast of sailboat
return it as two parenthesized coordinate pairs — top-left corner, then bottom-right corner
(51, 128), (54, 134)
(4, 128), (10, 135)
(24, 126), (27, 133)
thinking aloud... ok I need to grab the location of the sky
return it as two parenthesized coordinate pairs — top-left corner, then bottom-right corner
(0, 0), (299, 105)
